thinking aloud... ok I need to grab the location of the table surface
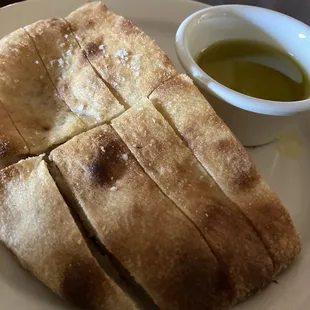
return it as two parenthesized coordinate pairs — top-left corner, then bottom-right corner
(0, 0), (309, 25)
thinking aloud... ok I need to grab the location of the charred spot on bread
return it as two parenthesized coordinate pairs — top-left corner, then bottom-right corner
(234, 165), (260, 192)
(215, 138), (260, 191)
(62, 257), (105, 309)
(79, 49), (88, 63)
(161, 253), (232, 309)
(87, 139), (127, 187)
(42, 125), (50, 132)
(85, 42), (100, 58)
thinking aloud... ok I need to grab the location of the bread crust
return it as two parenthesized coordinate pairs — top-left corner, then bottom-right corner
(0, 156), (137, 310)
(149, 74), (301, 273)
(66, 2), (177, 107)
(25, 18), (124, 127)
(50, 124), (231, 310)
(0, 28), (85, 154)
(112, 100), (274, 302)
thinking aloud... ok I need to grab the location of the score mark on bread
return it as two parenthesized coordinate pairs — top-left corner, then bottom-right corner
(0, 100), (28, 163)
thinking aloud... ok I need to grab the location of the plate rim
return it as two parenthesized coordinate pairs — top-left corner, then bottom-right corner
(0, 1), (308, 310)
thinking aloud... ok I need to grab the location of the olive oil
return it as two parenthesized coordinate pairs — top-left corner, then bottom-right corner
(197, 40), (309, 101)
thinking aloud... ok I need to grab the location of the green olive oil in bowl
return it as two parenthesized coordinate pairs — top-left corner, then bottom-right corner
(197, 40), (309, 102)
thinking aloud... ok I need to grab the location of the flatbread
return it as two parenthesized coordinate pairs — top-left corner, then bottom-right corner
(149, 74), (301, 273)
(25, 18), (124, 127)
(0, 100), (28, 162)
(0, 28), (85, 154)
(112, 99), (274, 302)
(49, 124), (231, 310)
(0, 156), (137, 310)
(66, 2), (177, 107)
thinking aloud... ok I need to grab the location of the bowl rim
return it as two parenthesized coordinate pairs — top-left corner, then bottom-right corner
(175, 4), (310, 116)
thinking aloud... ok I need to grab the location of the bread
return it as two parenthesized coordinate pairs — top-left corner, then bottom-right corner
(0, 156), (137, 310)
(65, 2), (177, 107)
(0, 28), (86, 154)
(112, 99), (275, 302)
(0, 2), (301, 309)
(149, 74), (301, 273)
(0, 100), (28, 161)
(49, 124), (231, 310)
(25, 18), (124, 127)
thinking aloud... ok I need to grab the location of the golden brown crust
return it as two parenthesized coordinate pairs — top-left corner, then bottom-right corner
(0, 100), (28, 161)
(0, 28), (85, 154)
(149, 74), (301, 273)
(0, 156), (137, 310)
(65, 2), (177, 107)
(112, 100), (275, 302)
(24, 18), (124, 127)
(50, 124), (231, 310)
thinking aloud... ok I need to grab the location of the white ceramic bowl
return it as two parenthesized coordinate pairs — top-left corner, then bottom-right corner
(176, 5), (310, 146)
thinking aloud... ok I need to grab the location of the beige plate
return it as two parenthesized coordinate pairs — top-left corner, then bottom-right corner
(0, 0), (309, 309)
